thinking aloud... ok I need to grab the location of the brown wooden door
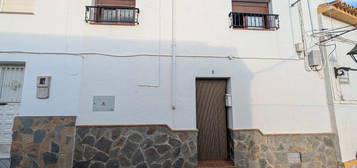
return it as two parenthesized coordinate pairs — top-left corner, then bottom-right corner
(196, 79), (228, 161)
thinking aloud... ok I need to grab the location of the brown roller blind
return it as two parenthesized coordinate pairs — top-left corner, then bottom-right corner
(96, 0), (135, 7)
(232, 1), (268, 14)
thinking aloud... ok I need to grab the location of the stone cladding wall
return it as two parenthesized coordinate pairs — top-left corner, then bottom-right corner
(10, 116), (76, 168)
(230, 129), (338, 168)
(73, 125), (197, 168)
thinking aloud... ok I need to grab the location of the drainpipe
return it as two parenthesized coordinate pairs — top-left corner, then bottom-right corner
(171, 0), (177, 113)
(288, 0), (296, 47)
(306, 0), (315, 36)
(297, 1), (308, 58)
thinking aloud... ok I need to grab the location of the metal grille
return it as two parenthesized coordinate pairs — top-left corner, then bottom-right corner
(229, 12), (280, 29)
(85, 6), (139, 24)
(0, 65), (25, 103)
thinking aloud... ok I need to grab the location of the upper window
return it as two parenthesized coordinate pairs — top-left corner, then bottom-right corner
(0, 65), (25, 103)
(0, 0), (35, 14)
(229, 0), (279, 30)
(85, 0), (139, 25)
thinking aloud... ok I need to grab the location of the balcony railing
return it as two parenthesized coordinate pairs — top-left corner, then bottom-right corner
(85, 6), (139, 24)
(229, 12), (279, 30)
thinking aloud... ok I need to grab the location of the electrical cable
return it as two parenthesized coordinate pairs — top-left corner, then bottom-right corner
(320, 28), (357, 43)
(313, 23), (357, 34)
(307, 28), (357, 50)
(350, 54), (357, 63)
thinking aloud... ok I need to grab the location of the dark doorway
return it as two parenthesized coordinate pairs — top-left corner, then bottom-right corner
(196, 79), (229, 161)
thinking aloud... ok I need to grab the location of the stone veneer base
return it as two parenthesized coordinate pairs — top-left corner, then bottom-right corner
(229, 129), (339, 168)
(73, 125), (198, 168)
(10, 116), (339, 168)
(11, 116), (76, 168)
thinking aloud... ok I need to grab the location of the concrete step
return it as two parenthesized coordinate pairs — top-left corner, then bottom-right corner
(198, 160), (235, 168)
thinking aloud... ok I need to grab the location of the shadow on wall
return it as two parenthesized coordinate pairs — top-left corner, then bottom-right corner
(0, 32), (314, 168)
(0, 31), (304, 139)
(0, 32), (259, 130)
(0, 32), (238, 56)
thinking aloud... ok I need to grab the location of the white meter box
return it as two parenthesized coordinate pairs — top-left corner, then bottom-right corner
(36, 76), (51, 99)
(93, 96), (115, 111)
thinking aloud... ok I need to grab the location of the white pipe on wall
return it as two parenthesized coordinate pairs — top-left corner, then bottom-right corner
(297, 1), (308, 58)
(306, 0), (315, 35)
(288, 0), (297, 54)
(171, 0), (177, 113)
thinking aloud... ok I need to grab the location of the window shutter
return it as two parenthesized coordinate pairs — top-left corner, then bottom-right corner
(0, 0), (35, 13)
(96, 0), (135, 7)
(232, 1), (269, 14)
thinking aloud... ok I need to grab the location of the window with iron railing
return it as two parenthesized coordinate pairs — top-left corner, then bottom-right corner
(85, 6), (139, 24)
(85, 0), (139, 25)
(229, 12), (279, 29)
(230, 0), (279, 30)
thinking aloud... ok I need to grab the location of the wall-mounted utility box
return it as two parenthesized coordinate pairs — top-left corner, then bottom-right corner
(93, 96), (115, 111)
(36, 76), (51, 99)
(338, 69), (350, 84)
(295, 43), (304, 54)
(308, 50), (323, 71)
(225, 94), (232, 107)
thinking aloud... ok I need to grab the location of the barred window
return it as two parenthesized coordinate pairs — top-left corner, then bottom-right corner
(0, 65), (25, 103)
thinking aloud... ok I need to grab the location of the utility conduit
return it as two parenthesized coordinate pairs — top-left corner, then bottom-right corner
(0, 51), (302, 60)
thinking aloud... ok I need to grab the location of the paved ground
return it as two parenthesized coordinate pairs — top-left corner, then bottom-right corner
(0, 159), (10, 168)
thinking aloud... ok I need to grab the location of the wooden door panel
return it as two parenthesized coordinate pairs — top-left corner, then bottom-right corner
(196, 79), (228, 160)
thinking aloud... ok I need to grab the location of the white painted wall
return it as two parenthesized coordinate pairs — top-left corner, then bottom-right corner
(0, 0), (334, 130)
(0, 0), (356, 161)
(77, 0), (332, 133)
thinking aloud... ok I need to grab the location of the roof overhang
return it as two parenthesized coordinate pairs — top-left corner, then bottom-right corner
(318, 0), (357, 27)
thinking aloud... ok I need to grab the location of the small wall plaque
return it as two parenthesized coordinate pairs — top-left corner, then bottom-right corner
(93, 96), (115, 111)
(288, 152), (302, 164)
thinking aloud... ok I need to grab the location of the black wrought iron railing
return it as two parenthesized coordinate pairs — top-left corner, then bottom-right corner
(229, 12), (279, 29)
(85, 6), (140, 24)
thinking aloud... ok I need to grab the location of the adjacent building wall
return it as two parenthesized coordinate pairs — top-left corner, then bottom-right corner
(319, 13), (357, 162)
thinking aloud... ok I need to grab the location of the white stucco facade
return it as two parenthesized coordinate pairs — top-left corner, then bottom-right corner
(0, 0), (356, 162)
